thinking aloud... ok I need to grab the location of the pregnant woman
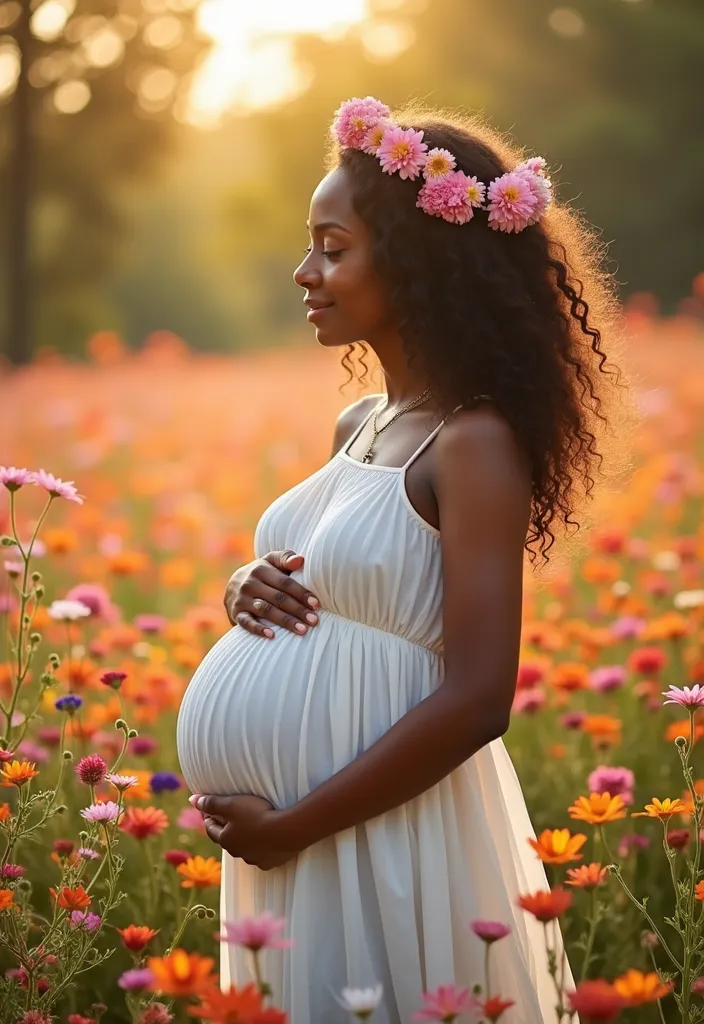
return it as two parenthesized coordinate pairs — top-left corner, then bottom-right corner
(177, 96), (624, 1022)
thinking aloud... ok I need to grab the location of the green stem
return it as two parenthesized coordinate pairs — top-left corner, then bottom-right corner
(579, 887), (600, 981)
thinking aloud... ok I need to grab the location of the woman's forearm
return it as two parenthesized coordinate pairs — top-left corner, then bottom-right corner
(273, 682), (506, 851)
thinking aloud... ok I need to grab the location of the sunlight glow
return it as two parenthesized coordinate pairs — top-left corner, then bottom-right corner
(185, 0), (368, 127)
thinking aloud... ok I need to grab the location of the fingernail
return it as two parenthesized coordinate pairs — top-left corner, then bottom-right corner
(188, 794), (199, 806)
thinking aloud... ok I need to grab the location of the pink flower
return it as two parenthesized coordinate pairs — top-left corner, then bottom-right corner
(75, 754), (109, 786)
(589, 665), (627, 693)
(32, 468), (84, 504)
(514, 158), (553, 223)
(412, 983), (475, 1021)
(377, 125), (428, 180)
(512, 687), (546, 714)
(100, 670), (127, 690)
(331, 96), (392, 149)
(561, 711), (587, 730)
(106, 773), (139, 791)
(487, 172), (540, 233)
(80, 800), (122, 824)
(0, 466), (35, 491)
(662, 684), (704, 708)
(423, 147), (457, 180)
(417, 170), (485, 224)
(0, 594), (17, 615)
(588, 766), (635, 805)
(66, 583), (119, 623)
(217, 912), (294, 951)
(4, 561), (23, 576)
(139, 1003), (174, 1024)
(610, 615), (646, 640)
(617, 832), (650, 857)
(134, 614), (167, 634)
(177, 805), (207, 831)
(361, 120), (393, 156)
(470, 919), (512, 943)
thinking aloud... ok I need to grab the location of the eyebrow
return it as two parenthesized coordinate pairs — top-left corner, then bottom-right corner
(306, 220), (352, 234)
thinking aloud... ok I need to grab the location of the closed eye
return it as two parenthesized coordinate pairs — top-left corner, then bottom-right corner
(303, 247), (343, 260)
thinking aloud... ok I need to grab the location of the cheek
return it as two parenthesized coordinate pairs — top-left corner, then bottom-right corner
(332, 260), (390, 325)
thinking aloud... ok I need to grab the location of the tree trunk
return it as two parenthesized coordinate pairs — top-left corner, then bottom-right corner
(8, 0), (32, 366)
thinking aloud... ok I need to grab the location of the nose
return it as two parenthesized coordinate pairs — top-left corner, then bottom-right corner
(293, 252), (322, 290)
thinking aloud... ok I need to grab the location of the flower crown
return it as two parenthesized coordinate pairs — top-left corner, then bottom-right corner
(331, 96), (553, 234)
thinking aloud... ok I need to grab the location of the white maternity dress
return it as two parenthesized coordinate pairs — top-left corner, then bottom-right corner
(176, 396), (577, 1024)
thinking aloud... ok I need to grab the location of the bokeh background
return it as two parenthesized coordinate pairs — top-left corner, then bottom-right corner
(0, 0), (702, 364)
(2, 4), (704, 1021)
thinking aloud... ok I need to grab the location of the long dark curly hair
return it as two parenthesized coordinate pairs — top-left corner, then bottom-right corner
(324, 101), (634, 569)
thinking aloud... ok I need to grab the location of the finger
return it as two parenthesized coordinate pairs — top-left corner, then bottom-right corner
(235, 611), (276, 639)
(239, 580), (319, 635)
(255, 560), (320, 612)
(195, 794), (231, 818)
(203, 816), (225, 845)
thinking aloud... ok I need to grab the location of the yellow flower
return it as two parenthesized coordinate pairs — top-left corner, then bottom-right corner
(177, 855), (222, 888)
(528, 829), (587, 865)
(568, 792), (628, 825)
(632, 797), (688, 819)
(613, 969), (674, 1005)
(0, 760), (39, 787)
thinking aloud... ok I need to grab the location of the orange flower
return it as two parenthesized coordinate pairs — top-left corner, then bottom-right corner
(568, 980), (626, 1019)
(107, 551), (149, 576)
(121, 806), (169, 839)
(568, 793), (628, 825)
(44, 527), (79, 555)
(50, 885), (91, 910)
(0, 760), (39, 787)
(0, 803), (10, 822)
(613, 969), (674, 1005)
(642, 612), (689, 642)
(550, 662), (589, 692)
(119, 769), (153, 802)
(118, 925), (160, 951)
(187, 983), (276, 1021)
(177, 856), (222, 888)
(517, 887), (572, 921)
(581, 715), (622, 744)
(147, 949), (216, 996)
(632, 797), (688, 819)
(528, 829), (587, 865)
(666, 719), (704, 743)
(695, 881), (704, 902)
(581, 557), (621, 584)
(565, 863), (608, 889)
(0, 889), (15, 910)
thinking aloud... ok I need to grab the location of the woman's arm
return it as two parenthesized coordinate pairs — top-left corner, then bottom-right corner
(271, 406), (533, 852)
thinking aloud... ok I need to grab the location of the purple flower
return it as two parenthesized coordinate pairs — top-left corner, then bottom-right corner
(80, 801), (121, 824)
(70, 910), (102, 931)
(150, 772), (181, 794)
(55, 694), (82, 714)
(33, 468), (84, 504)
(1, 864), (24, 879)
(618, 833), (651, 858)
(589, 666), (627, 693)
(75, 754), (109, 786)
(77, 847), (100, 860)
(129, 735), (158, 756)
(588, 765), (635, 805)
(561, 711), (587, 730)
(662, 685), (704, 709)
(118, 967), (156, 991)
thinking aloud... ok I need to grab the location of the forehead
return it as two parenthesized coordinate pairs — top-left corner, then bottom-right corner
(307, 167), (359, 227)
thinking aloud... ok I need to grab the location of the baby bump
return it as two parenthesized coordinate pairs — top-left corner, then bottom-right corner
(176, 614), (441, 807)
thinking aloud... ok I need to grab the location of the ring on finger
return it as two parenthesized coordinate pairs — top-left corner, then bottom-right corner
(253, 599), (266, 612)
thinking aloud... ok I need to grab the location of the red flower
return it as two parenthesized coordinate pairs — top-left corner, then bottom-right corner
(568, 980), (627, 1021)
(517, 887), (572, 921)
(118, 924), (160, 951)
(478, 995), (516, 1021)
(121, 806), (169, 839)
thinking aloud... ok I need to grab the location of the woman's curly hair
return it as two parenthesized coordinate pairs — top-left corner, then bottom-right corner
(324, 101), (635, 569)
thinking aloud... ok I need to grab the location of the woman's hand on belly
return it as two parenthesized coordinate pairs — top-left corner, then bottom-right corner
(191, 793), (302, 871)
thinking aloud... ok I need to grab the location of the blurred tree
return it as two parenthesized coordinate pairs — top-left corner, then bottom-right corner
(1, 0), (211, 364)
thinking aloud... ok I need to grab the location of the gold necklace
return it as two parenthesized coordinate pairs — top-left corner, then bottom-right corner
(361, 387), (434, 464)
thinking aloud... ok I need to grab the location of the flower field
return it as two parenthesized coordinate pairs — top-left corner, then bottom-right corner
(2, 313), (704, 1023)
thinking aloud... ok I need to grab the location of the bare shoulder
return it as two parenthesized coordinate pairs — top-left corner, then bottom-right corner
(434, 403), (533, 517)
(329, 394), (382, 459)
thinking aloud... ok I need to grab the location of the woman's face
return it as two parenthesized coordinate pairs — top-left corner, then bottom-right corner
(293, 167), (393, 347)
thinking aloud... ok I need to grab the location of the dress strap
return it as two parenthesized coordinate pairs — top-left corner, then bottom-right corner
(400, 394), (493, 472)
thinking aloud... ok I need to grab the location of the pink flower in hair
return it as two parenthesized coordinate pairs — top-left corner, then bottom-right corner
(516, 156), (547, 176)
(486, 171), (540, 233)
(332, 96), (392, 150)
(361, 121), (392, 156)
(417, 170), (485, 224)
(423, 147), (456, 180)
(377, 125), (428, 180)
(515, 158), (552, 224)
